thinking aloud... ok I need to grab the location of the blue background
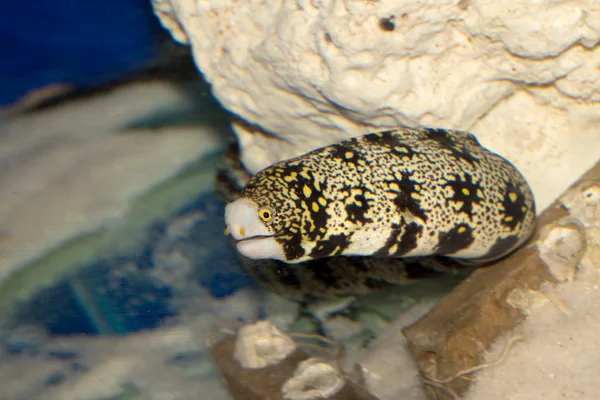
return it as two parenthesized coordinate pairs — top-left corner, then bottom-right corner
(1, 0), (162, 106)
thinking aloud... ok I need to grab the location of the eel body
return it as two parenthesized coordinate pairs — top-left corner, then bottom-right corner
(224, 127), (536, 267)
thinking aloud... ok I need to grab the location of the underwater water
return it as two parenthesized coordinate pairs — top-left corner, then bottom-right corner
(1, 11), (266, 392)
(0, 0), (161, 107)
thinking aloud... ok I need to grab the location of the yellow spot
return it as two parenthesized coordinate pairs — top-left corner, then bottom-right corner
(300, 169), (311, 179)
(291, 224), (302, 233)
(314, 180), (321, 191)
(351, 188), (363, 196)
(458, 226), (467, 233)
(284, 172), (298, 182)
(411, 192), (422, 200)
(320, 227), (327, 233)
(504, 216), (514, 222)
(389, 244), (398, 254)
(477, 189), (484, 199)
(521, 206), (527, 213)
(509, 192), (518, 202)
(224, 227), (230, 235)
(394, 146), (408, 153)
(312, 203), (319, 212)
(345, 151), (354, 159)
(389, 183), (400, 192)
(303, 185), (312, 198)
(239, 227), (246, 237)
(355, 201), (363, 207)
(414, 184), (421, 191)
(462, 188), (470, 196)
(318, 197), (327, 206)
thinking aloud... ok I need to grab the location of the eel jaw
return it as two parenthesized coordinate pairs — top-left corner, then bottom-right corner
(236, 235), (286, 261)
(224, 198), (286, 261)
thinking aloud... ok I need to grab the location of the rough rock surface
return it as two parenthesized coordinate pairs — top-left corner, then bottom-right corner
(209, 320), (379, 400)
(403, 160), (600, 399)
(152, 0), (600, 210)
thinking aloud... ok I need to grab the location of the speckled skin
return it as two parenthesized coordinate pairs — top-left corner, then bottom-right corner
(237, 128), (535, 263)
(218, 127), (536, 299)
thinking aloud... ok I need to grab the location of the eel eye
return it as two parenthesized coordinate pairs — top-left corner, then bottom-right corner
(258, 207), (274, 223)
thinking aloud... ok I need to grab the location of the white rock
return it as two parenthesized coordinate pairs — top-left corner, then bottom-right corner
(281, 358), (346, 400)
(465, 268), (600, 400)
(233, 320), (297, 369)
(153, 0), (600, 210)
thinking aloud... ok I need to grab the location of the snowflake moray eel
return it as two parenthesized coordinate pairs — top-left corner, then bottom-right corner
(220, 127), (536, 299)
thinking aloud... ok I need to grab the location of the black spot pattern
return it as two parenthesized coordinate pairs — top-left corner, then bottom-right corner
(274, 162), (330, 242)
(363, 131), (405, 148)
(229, 127), (536, 298)
(446, 173), (483, 218)
(309, 233), (352, 258)
(425, 128), (479, 164)
(501, 182), (529, 230)
(483, 235), (522, 260)
(392, 174), (428, 222)
(436, 224), (475, 255)
(345, 191), (373, 224)
(374, 219), (423, 257)
(390, 143), (417, 157)
(329, 143), (359, 164)
(280, 233), (305, 261)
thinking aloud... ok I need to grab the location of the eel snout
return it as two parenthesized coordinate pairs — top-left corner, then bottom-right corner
(224, 198), (285, 261)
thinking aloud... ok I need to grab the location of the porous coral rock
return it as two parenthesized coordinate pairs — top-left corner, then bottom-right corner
(153, 0), (600, 210)
(281, 358), (346, 400)
(403, 161), (600, 399)
(233, 320), (297, 369)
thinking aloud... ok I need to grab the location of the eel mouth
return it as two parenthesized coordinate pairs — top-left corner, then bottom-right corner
(234, 234), (285, 261)
(236, 234), (275, 243)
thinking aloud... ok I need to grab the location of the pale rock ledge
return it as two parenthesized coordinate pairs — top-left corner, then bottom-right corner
(152, 0), (600, 210)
